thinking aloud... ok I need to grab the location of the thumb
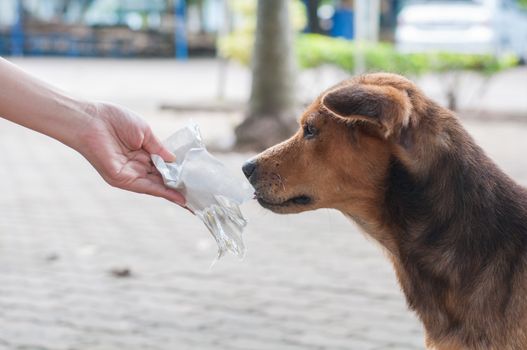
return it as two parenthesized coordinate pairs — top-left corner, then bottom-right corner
(143, 129), (176, 163)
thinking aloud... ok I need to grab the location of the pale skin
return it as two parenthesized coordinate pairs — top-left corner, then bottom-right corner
(0, 57), (185, 206)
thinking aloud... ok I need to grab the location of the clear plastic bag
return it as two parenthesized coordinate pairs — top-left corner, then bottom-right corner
(151, 122), (254, 260)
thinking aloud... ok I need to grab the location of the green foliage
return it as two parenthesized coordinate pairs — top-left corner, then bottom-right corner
(225, 0), (306, 34)
(425, 51), (519, 75)
(218, 32), (254, 66)
(218, 0), (306, 65)
(296, 34), (430, 75)
(220, 33), (519, 76)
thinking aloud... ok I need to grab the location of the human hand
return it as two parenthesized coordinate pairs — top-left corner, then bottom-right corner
(0, 58), (184, 206)
(74, 102), (186, 206)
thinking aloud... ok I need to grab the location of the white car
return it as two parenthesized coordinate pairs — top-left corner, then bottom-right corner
(395, 0), (527, 60)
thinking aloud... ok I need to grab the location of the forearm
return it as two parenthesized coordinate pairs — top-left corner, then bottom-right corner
(0, 57), (91, 149)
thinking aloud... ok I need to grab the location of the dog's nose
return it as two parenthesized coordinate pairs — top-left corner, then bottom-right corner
(242, 159), (258, 179)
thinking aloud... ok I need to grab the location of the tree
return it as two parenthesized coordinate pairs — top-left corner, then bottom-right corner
(235, 0), (298, 150)
(305, 0), (322, 34)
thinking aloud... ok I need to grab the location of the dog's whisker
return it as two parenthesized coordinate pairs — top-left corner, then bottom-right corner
(276, 173), (286, 191)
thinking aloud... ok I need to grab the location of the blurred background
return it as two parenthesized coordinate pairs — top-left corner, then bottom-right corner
(0, 1), (526, 349)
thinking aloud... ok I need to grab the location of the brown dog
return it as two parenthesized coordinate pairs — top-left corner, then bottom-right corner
(242, 73), (527, 350)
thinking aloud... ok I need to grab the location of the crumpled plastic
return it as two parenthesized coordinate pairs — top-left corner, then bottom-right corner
(151, 122), (254, 260)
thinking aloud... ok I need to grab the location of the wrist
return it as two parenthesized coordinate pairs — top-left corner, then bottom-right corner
(48, 96), (95, 151)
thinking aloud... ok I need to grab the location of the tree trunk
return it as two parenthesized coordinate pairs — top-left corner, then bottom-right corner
(235, 0), (298, 150)
(444, 72), (461, 111)
(305, 0), (322, 34)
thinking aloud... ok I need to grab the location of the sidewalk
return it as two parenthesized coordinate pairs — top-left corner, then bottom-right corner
(0, 116), (424, 350)
(1, 58), (527, 350)
(9, 57), (526, 119)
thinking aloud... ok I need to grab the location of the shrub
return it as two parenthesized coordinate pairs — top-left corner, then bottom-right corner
(219, 33), (518, 76)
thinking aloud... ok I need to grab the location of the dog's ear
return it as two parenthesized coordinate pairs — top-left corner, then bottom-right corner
(321, 84), (411, 137)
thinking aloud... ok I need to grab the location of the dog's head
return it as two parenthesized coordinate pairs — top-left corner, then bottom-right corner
(242, 73), (420, 216)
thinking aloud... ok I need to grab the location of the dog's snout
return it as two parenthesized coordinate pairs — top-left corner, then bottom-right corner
(242, 159), (258, 179)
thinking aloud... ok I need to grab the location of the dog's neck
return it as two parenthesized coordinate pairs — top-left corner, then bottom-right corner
(347, 114), (527, 348)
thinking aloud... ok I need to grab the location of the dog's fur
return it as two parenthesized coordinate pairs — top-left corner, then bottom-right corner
(243, 73), (527, 350)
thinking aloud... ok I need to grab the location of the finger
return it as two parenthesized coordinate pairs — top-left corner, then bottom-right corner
(132, 175), (186, 206)
(182, 206), (195, 215)
(145, 172), (190, 210)
(157, 187), (187, 206)
(143, 129), (176, 163)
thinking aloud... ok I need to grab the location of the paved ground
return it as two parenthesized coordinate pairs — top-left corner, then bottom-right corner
(0, 58), (526, 350)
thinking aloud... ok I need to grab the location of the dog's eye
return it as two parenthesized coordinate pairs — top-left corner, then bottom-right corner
(303, 123), (317, 139)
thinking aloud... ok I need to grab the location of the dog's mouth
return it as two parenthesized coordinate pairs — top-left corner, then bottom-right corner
(255, 194), (313, 209)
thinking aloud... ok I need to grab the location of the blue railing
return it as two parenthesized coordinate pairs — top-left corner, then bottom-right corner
(0, 33), (142, 57)
(174, 0), (188, 59)
(0, 0), (188, 58)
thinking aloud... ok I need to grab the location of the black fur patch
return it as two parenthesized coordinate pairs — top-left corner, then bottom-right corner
(383, 141), (527, 346)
